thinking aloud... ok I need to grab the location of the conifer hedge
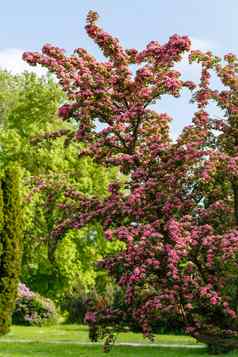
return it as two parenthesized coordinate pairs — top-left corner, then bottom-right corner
(0, 165), (23, 335)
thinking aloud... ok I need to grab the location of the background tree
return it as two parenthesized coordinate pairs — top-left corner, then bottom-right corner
(0, 70), (120, 306)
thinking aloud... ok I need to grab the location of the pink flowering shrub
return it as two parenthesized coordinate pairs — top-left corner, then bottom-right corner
(24, 11), (238, 354)
(13, 283), (58, 326)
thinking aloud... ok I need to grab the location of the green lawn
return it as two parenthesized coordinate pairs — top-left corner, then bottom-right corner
(2, 324), (197, 344)
(1, 344), (238, 357)
(0, 325), (237, 356)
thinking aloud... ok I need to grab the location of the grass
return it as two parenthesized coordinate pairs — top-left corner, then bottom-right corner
(2, 324), (197, 344)
(0, 325), (238, 356)
(1, 344), (238, 357)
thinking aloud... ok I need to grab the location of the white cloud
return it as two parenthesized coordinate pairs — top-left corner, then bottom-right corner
(0, 48), (47, 76)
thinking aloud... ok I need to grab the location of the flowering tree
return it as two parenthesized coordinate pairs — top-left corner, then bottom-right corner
(24, 11), (238, 354)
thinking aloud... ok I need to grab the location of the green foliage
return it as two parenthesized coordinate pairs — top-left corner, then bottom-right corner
(6, 73), (63, 134)
(0, 164), (23, 335)
(0, 70), (121, 306)
(0, 71), (19, 128)
(0, 71), (67, 172)
(22, 171), (121, 301)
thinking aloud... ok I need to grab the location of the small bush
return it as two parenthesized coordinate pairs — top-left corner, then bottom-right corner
(13, 283), (58, 326)
(61, 290), (89, 324)
(61, 284), (115, 324)
(62, 297), (87, 324)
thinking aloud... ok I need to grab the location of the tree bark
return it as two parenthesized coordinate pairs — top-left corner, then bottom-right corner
(232, 181), (238, 226)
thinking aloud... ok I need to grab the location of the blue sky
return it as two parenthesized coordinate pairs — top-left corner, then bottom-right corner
(1, 0), (237, 136)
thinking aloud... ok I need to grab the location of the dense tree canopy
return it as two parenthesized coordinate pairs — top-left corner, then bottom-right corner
(23, 11), (238, 354)
(0, 70), (119, 303)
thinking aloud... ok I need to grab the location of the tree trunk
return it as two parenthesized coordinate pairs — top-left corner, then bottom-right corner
(232, 181), (238, 226)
